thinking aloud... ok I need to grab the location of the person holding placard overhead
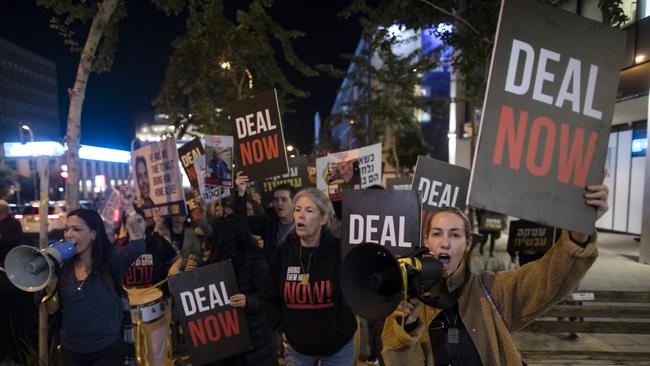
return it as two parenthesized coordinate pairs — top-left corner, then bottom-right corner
(381, 185), (609, 366)
(41, 208), (146, 365)
(260, 187), (357, 366)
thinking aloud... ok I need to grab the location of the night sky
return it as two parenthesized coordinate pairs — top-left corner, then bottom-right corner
(1, 1), (361, 153)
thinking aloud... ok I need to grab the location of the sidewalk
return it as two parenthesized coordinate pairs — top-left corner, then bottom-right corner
(474, 230), (650, 364)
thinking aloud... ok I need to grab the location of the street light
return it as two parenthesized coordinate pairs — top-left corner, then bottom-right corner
(21, 124), (34, 142)
(287, 145), (299, 158)
(348, 119), (356, 148)
(19, 124), (38, 201)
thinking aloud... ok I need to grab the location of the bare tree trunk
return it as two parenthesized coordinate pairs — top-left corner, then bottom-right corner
(37, 157), (49, 365)
(383, 123), (401, 176)
(64, 0), (118, 212)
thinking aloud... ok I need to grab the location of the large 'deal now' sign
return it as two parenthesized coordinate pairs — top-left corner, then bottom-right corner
(169, 261), (252, 365)
(341, 189), (420, 260)
(468, 0), (626, 234)
(228, 89), (289, 182)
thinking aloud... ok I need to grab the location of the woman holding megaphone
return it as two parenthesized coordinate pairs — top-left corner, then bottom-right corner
(42, 208), (145, 365)
(381, 185), (609, 366)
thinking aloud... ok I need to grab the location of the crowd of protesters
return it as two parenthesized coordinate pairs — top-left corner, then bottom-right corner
(0, 174), (609, 366)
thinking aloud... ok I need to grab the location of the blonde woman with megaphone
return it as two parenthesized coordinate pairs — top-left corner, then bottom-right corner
(42, 208), (145, 365)
(382, 185), (609, 366)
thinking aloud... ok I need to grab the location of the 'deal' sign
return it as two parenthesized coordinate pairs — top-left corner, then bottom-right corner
(169, 261), (252, 365)
(228, 89), (289, 181)
(341, 189), (420, 260)
(468, 0), (626, 234)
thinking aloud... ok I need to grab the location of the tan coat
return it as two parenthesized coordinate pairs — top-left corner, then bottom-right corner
(382, 231), (598, 365)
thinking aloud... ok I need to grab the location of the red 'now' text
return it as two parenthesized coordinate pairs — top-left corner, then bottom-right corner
(187, 309), (241, 347)
(283, 280), (334, 310)
(491, 105), (598, 187)
(240, 135), (279, 166)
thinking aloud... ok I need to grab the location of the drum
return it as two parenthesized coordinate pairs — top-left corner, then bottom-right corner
(126, 287), (165, 324)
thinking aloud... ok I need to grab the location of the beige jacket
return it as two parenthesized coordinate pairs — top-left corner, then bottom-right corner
(382, 231), (598, 365)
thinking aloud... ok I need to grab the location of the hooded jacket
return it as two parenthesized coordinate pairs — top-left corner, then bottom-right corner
(260, 230), (357, 356)
(207, 217), (277, 366)
(382, 231), (598, 365)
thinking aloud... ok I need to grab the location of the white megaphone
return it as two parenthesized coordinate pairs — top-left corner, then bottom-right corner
(2, 240), (76, 292)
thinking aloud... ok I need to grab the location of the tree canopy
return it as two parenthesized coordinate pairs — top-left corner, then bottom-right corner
(153, 0), (317, 139)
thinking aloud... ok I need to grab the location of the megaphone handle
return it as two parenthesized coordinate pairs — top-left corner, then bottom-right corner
(399, 262), (409, 329)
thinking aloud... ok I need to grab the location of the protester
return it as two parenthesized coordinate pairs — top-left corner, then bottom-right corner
(260, 187), (357, 366)
(381, 185), (609, 365)
(42, 208), (145, 365)
(167, 215), (203, 271)
(235, 172), (296, 260)
(476, 209), (506, 257)
(116, 218), (180, 366)
(206, 213), (277, 366)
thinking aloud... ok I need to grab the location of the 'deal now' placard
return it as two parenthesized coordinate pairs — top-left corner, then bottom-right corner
(169, 261), (252, 365)
(468, 0), (625, 234)
(228, 89), (289, 181)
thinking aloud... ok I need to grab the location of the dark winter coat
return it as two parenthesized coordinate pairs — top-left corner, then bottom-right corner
(208, 217), (277, 366)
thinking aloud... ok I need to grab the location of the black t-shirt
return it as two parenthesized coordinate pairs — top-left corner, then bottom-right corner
(430, 305), (482, 366)
(120, 233), (178, 288)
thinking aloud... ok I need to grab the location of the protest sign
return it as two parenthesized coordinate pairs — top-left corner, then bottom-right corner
(413, 156), (470, 211)
(255, 156), (309, 205)
(203, 135), (234, 188)
(341, 189), (420, 260)
(359, 143), (382, 187)
(178, 138), (205, 189)
(100, 187), (121, 226)
(386, 177), (412, 190)
(132, 138), (186, 218)
(468, 0), (626, 234)
(194, 155), (229, 203)
(169, 261), (252, 365)
(327, 149), (361, 201)
(315, 156), (328, 195)
(229, 89), (289, 181)
(507, 219), (558, 256)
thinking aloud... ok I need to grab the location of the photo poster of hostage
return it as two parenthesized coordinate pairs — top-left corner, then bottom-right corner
(341, 189), (420, 260)
(327, 149), (361, 201)
(132, 138), (187, 218)
(203, 135), (234, 188)
(193, 154), (230, 204)
(228, 89), (289, 182)
(412, 156), (470, 245)
(254, 156), (309, 205)
(467, 0), (626, 234)
(169, 260), (252, 365)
